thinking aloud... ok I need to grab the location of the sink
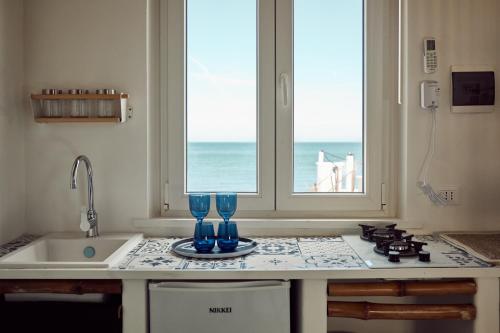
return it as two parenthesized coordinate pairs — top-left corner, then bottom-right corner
(0, 233), (142, 268)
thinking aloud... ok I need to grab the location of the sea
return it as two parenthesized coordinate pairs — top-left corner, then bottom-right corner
(187, 142), (363, 193)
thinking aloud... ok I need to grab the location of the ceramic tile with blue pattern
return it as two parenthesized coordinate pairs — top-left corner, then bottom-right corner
(181, 258), (217, 270)
(180, 258), (246, 270)
(212, 258), (246, 270)
(298, 237), (342, 242)
(298, 240), (359, 257)
(0, 234), (39, 258)
(244, 254), (307, 270)
(121, 254), (184, 270)
(252, 238), (300, 256)
(252, 237), (298, 243)
(443, 252), (490, 267)
(305, 254), (365, 268)
(127, 238), (182, 256)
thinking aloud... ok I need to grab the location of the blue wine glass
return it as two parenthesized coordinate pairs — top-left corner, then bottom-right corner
(216, 193), (237, 222)
(217, 221), (239, 252)
(193, 221), (216, 252)
(189, 193), (215, 252)
(189, 193), (210, 223)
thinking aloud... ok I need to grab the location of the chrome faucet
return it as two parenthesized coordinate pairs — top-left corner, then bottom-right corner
(70, 155), (99, 237)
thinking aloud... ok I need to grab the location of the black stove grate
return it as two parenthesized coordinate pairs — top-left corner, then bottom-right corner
(359, 224), (428, 259)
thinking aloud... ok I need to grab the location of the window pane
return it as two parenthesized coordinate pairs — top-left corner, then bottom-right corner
(293, 0), (364, 193)
(186, 0), (257, 193)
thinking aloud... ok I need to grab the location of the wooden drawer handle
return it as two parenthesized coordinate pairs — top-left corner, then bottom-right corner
(327, 301), (476, 320)
(328, 280), (477, 297)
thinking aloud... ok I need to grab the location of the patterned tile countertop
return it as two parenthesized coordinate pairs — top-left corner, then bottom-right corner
(0, 234), (39, 258)
(114, 237), (367, 271)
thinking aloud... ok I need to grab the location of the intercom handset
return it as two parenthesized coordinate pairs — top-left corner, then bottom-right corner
(423, 37), (437, 74)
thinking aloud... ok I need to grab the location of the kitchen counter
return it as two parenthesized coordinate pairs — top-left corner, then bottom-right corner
(0, 235), (499, 333)
(0, 235), (498, 279)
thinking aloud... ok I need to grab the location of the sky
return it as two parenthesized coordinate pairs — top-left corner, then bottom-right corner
(186, 0), (363, 143)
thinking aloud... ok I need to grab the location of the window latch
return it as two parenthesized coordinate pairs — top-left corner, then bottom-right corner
(381, 183), (387, 210)
(164, 182), (170, 211)
(279, 72), (289, 109)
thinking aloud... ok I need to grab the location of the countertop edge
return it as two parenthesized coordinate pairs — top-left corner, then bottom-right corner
(0, 267), (499, 280)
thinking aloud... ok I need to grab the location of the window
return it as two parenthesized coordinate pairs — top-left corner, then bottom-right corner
(162, 0), (394, 215)
(293, 0), (363, 194)
(186, 0), (257, 193)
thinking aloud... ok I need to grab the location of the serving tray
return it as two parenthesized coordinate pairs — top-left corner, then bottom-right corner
(171, 237), (257, 259)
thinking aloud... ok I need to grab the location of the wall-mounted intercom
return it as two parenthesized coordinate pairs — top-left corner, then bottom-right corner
(451, 65), (495, 113)
(423, 37), (437, 74)
(420, 80), (440, 110)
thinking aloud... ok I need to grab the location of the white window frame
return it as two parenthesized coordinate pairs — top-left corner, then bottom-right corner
(161, 0), (396, 217)
(275, 0), (387, 212)
(161, 0), (276, 213)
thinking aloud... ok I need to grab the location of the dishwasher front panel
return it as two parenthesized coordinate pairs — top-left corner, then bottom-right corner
(149, 280), (290, 333)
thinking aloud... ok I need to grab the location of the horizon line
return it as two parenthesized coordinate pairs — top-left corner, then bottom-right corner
(188, 140), (363, 143)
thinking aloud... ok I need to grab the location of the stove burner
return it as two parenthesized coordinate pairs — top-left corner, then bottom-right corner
(359, 223), (398, 242)
(359, 223), (404, 242)
(359, 224), (429, 261)
(389, 240), (409, 252)
(373, 229), (395, 240)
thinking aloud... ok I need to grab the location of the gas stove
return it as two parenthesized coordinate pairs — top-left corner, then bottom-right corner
(359, 224), (429, 263)
(342, 224), (490, 269)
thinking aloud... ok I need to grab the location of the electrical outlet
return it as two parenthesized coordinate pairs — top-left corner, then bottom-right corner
(438, 187), (460, 205)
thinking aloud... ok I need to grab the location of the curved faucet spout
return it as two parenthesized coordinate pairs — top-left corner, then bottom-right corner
(70, 155), (98, 237)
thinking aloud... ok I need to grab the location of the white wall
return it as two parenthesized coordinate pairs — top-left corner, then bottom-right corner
(19, 0), (500, 235)
(401, 0), (500, 232)
(23, 0), (149, 234)
(0, 0), (26, 243)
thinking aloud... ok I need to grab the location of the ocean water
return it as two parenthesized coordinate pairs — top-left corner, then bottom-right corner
(187, 142), (362, 192)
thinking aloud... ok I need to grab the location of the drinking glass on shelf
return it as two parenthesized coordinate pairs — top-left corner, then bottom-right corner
(82, 89), (91, 117)
(41, 89), (51, 117)
(104, 89), (116, 117)
(96, 89), (106, 117)
(68, 89), (82, 117)
(216, 193), (238, 251)
(41, 89), (60, 117)
(52, 89), (63, 117)
(189, 193), (215, 252)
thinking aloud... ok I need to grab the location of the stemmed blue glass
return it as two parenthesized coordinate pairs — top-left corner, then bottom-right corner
(189, 193), (215, 252)
(216, 192), (237, 222)
(216, 193), (239, 251)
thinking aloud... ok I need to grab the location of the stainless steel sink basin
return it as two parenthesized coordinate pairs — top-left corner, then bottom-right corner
(0, 233), (142, 268)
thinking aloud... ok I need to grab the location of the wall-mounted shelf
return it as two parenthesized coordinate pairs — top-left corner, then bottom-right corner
(35, 117), (121, 123)
(31, 93), (129, 100)
(30, 92), (130, 123)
